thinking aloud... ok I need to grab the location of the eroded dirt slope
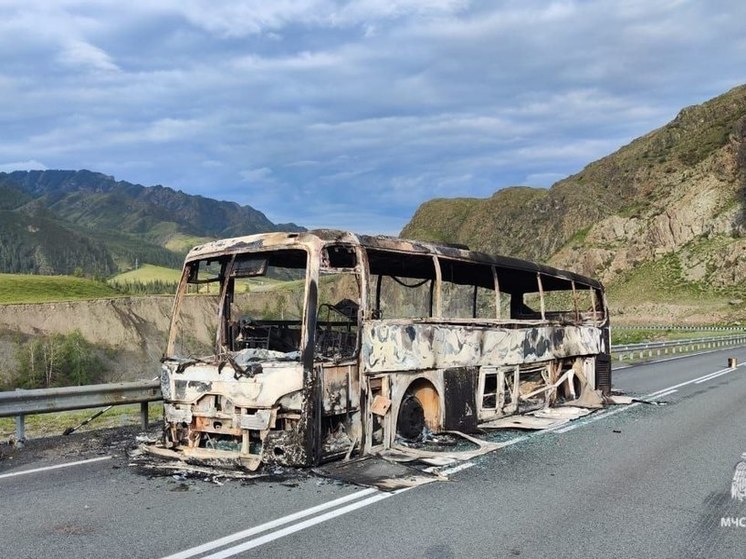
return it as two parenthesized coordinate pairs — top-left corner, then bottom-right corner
(0, 296), (175, 381)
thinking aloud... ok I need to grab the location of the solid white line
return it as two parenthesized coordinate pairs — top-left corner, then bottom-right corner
(0, 456), (112, 480)
(158, 487), (378, 559)
(648, 388), (678, 400)
(553, 403), (643, 434)
(646, 366), (739, 397)
(693, 366), (733, 383)
(649, 389), (677, 400)
(553, 357), (744, 434)
(695, 368), (736, 384)
(498, 435), (530, 446)
(201, 490), (408, 559)
(439, 462), (475, 476)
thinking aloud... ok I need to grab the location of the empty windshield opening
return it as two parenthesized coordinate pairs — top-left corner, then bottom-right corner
(168, 249), (308, 360)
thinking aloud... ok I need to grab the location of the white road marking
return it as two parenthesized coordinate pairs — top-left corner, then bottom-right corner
(0, 455), (112, 480)
(499, 435), (530, 446)
(647, 364), (741, 397)
(649, 389), (677, 400)
(438, 462), (475, 476)
(158, 488), (378, 559)
(553, 404), (642, 434)
(554, 357), (745, 435)
(160, 352), (746, 558)
(694, 367), (737, 384)
(200, 489), (411, 559)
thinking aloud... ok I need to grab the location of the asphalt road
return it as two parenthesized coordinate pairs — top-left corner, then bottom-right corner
(2, 347), (746, 558)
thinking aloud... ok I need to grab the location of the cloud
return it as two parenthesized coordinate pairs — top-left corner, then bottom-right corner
(0, 0), (744, 235)
(240, 167), (275, 182)
(57, 39), (120, 73)
(175, 0), (467, 37)
(0, 160), (47, 172)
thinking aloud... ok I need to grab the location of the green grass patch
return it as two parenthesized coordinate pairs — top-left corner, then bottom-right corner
(110, 264), (182, 284)
(0, 274), (119, 304)
(163, 233), (214, 253)
(610, 328), (734, 345)
(608, 252), (715, 305)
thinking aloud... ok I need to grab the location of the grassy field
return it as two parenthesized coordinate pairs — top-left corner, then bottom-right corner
(163, 233), (214, 253)
(610, 327), (740, 345)
(0, 273), (119, 304)
(109, 264), (182, 284)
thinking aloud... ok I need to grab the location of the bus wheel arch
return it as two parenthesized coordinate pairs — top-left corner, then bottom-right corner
(396, 378), (441, 440)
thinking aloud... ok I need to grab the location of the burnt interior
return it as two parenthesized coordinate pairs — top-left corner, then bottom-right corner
(164, 234), (610, 468)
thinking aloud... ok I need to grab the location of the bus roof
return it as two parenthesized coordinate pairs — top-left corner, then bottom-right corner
(185, 229), (604, 291)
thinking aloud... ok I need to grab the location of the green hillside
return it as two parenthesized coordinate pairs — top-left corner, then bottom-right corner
(110, 264), (182, 284)
(0, 273), (119, 304)
(0, 209), (116, 276)
(401, 84), (746, 323)
(0, 169), (304, 276)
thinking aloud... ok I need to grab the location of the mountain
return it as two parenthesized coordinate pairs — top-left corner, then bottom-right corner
(401, 84), (746, 322)
(0, 170), (303, 276)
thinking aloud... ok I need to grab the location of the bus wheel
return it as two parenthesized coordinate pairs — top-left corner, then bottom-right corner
(397, 394), (425, 440)
(397, 379), (441, 440)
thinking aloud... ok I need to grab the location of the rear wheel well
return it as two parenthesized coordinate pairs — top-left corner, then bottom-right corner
(396, 378), (441, 439)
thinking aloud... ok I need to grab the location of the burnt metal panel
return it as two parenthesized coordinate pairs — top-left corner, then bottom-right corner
(184, 229), (605, 291)
(595, 353), (612, 395)
(443, 367), (478, 432)
(362, 323), (603, 373)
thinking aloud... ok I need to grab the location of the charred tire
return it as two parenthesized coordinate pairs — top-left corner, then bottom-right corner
(397, 394), (426, 440)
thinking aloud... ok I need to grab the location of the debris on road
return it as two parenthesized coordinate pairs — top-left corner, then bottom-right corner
(314, 455), (445, 491)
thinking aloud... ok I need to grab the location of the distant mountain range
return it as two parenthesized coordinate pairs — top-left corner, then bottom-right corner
(0, 170), (303, 276)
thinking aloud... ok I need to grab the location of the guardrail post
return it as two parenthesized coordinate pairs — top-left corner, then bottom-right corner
(15, 414), (25, 441)
(140, 402), (149, 430)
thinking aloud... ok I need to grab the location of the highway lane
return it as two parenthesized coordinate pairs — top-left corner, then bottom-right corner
(2, 347), (746, 558)
(612, 345), (746, 396)
(217, 347), (746, 559)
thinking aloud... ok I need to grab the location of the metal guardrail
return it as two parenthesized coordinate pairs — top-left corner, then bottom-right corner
(0, 379), (161, 441)
(3, 333), (746, 441)
(611, 334), (746, 361)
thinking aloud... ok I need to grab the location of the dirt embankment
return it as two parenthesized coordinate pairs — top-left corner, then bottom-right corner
(0, 296), (176, 382)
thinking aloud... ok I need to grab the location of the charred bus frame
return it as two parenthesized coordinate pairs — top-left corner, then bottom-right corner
(161, 230), (610, 469)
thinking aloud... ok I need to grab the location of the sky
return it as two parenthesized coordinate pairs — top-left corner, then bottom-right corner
(0, 1), (744, 234)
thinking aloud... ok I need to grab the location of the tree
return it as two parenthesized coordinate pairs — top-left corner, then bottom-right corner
(12, 331), (107, 389)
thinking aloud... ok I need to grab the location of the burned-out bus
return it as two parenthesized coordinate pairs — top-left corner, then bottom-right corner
(160, 230), (610, 469)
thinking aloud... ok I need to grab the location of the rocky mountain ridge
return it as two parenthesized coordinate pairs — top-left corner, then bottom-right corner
(402, 84), (746, 319)
(0, 170), (304, 275)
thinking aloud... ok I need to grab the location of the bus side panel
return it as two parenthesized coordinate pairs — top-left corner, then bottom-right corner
(361, 322), (603, 373)
(443, 367), (478, 432)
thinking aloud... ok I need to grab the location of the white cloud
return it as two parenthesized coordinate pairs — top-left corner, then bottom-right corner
(57, 39), (120, 73)
(0, 0), (744, 234)
(0, 160), (47, 172)
(240, 167), (275, 182)
(175, 0), (467, 37)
